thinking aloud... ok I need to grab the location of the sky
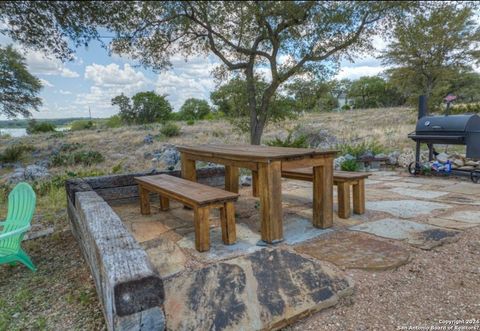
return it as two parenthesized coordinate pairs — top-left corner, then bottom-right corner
(0, 33), (387, 120)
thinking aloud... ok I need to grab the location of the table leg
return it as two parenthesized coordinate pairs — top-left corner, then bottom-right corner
(225, 165), (239, 193)
(258, 161), (283, 243)
(312, 159), (333, 228)
(181, 153), (197, 182)
(220, 202), (236, 245)
(139, 185), (151, 215)
(252, 170), (259, 197)
(160, 196), (170, 211)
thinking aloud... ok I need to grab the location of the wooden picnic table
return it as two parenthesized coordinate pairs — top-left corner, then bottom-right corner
(177, 144), (337, 244)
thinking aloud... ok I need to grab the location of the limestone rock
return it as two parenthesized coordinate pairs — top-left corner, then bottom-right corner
(295, 231), (410, 271)
(465, 160), (479, 167)
(240, 175), (252, 186)
(6, 168), (25, 184)
(143, 134), (154, 144)
(163, 249), (353, 331)
(436, 152), (449, 164)
(453, 158), (464, 167)
(24, 165), (50, 181)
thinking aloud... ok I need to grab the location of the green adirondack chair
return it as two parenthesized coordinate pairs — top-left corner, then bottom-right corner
(0, 182), (37, 271)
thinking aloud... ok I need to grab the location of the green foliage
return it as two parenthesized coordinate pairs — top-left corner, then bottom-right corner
(111, 162), (123, 174)
(70, 120), (95, 131)
(348, 76), (405, 109)
(26, 120), (56, 134)
(449, 103), (480, 115)
(211, 77), (297, 133)
(382, 3), (480, 108)
(285, 79), (335, 112)
(51, 150), (104, 167)
(266, 131), (308, 148)
(338, 140), (385, 158)
(178, 98), (211, 120)
(104, 114), (123, 128)
(0, 143), (34, 163)
(111, 91), (172, 125)
(0, 45), (42, 118)
(160, 122), (181, 137)
(186, 119), (195, 125)
(341, 159), (359, 171)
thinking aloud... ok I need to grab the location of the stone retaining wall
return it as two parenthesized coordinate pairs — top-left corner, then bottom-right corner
(66, 167), (225, 331)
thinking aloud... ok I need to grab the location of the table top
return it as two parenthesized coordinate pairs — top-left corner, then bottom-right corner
(178, 144), (337, 162)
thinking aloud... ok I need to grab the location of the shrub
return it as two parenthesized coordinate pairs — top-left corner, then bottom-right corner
(105, 115), (123, 128)
(338, 140), (385, 158)
(0, 143), (35, 163)
(341, 104), (351, 110)
(266, 131), (308, 148)
(160, 122), (181, 137)
(186, 119), (195, 126)
(51, 150), (104, 167)
(450, 103), (480, 114)
(70, 120), (95, 131)
(26, 121), (56, 134)
(340, 158), (359, 171)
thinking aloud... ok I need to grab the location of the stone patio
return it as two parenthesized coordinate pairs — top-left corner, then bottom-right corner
(109, 170), (480, 330)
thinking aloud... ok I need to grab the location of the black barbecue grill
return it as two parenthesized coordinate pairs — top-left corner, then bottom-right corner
(408, 96), (480, 182)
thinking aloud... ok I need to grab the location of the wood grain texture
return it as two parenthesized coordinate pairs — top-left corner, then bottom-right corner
(194, 206), (210, 252)
(139, 186), (151, 215)
(135, 175), (239, 207)
(225, 165), (239, 193)
(220, 202), (236, 245)
(353, 179), (366, 214)
(178, 144), (337, 162)
(252, 170), (259, 197)
(312, 163), (333, 228)
(337, 182), (351, 219)
(258, 161), (283, 243)
(160, 196), (169, 211)
(69, 192), (164, 331)
(181, 153), (197, 182)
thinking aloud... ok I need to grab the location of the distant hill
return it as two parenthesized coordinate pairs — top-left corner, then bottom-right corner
(0, 118), (102, 128)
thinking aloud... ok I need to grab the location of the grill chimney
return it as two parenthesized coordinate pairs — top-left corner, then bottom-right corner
(418, 95), (427, 119)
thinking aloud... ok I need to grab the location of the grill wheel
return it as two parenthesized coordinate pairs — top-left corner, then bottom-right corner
(408, 162), (421, 175)
(470, 171), (480, 183)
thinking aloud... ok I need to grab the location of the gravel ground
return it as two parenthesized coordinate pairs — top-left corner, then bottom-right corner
(287, 226), (480, 331)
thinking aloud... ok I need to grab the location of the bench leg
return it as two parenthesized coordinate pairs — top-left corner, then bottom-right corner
(353, 179), (365, 214)
(220, 202), (236, 245)
(160, 196), (170, 211)
(139, 185), (151, 215)
(225, 166), (239, 193)
(258, 161), (283, 243)
(337, 182), (351, 219)
(194, 206), (210, 252)
(252, 170), (259, 197)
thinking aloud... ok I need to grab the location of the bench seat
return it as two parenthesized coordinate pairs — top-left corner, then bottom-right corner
(281, 168), (371, 219)
(135, 174), (239, 252)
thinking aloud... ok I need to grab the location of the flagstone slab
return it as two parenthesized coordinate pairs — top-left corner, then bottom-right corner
(425, 218), (478, 230)
(440, 210), (480, 224)
(144, 237), (187, 278)
(283, 217), (334, 244)
(350, 218), (459, 250)
(388, 187), (449, 199)
(177, 223), (262, 261)
(295, 231), (410, 270)
(365, 179), (383, 185)
(163, 249), (353, 331)
(131, 221), (171, 243)
(381, 181), (422, 188)
(372, 176), (403, 181)
(366, 200), (451, 218)
(438, 182), (480, 195)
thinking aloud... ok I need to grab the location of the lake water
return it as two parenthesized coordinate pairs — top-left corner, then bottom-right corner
(0, 128), (27, 137)
(0, 127), (69, 138)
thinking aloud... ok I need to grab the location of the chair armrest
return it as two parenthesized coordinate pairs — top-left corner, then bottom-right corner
(0, 225), (30, 241)
(0, 221), (6, 226)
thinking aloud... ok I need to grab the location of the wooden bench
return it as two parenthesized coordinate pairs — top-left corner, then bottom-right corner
(134, 174), (239, 252)
(281, 168), (371, 219)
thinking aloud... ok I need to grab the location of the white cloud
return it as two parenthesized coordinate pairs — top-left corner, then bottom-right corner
(58, 89), (72, 95)
(24, 51), (80, 78)
(155, 55), (219, 109)
(84, 63), (148, 88)
(336, 65), (385, 80)
(39, 78), (54, 88)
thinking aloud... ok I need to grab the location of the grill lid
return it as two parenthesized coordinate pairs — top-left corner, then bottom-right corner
(415, 114), (480, 133)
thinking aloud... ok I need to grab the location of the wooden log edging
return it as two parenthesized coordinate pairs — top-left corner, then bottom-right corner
(66, 167), (226, 330)
(68, 191), (165, 331)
